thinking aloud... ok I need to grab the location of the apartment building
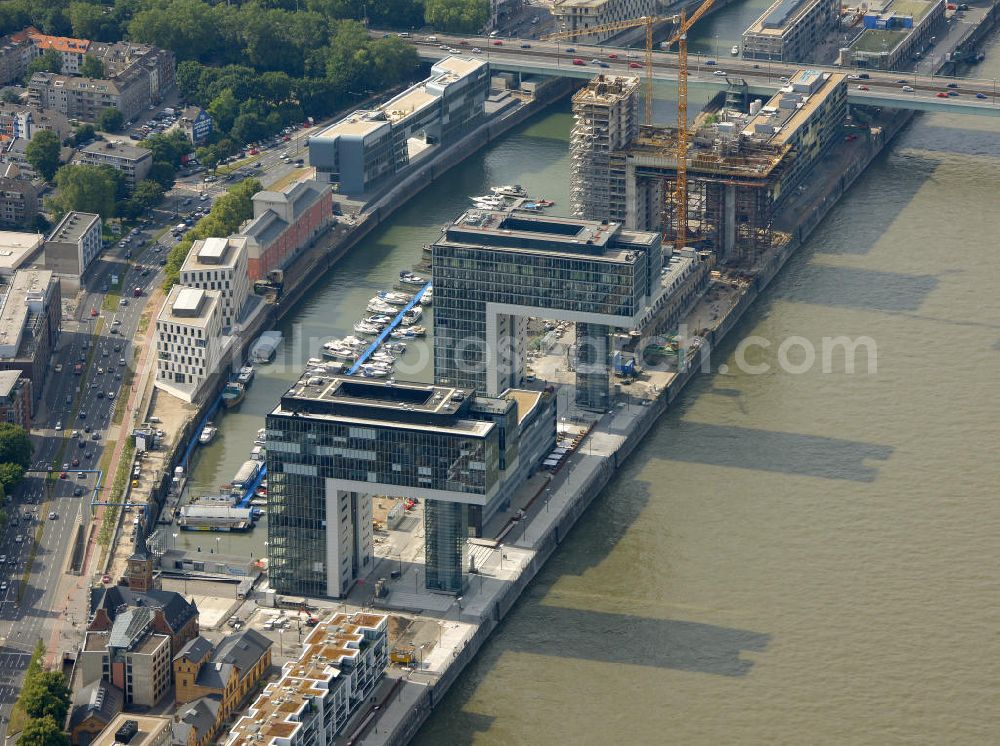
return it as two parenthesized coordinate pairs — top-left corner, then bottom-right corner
(179, 236), (250, 331)
(237, 180), (332, 282)
(0, 165), (39, 228)
(0, 103), (73, 142)
(266, 373), (554, 596)
(22, 30), (90, 74)
(87, 41), (176, 98)
(0, 269), (60, 409)
(226, 613), (388, 746)
(76, 140), (152, 189)
(0, 33), (34, 86)
(551, 0), (658, 43)
(742, 0), (840, 62)
(0, 369), (30, 429)
(0, 370), (31, 430)
(21, 35), (175, 123)
(570, 75), (640, 224)
(178, 106), (213, 144)
(155, 286), (227, 404)
(309, 56), (488, 197)
(45, 211), (102, 277)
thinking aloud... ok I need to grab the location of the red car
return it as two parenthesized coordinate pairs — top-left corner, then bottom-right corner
(90, 307), (98, 317)
(608, 53), (618, 59)
(857, 85), (870, 91)
(573, 58), (585, 66)
(492, 40), (503, 46)
(936, 91), (949, 97)
(458, 40), (468, 45)
(60, 471), (68, 479)
(629, 62), (642, 69)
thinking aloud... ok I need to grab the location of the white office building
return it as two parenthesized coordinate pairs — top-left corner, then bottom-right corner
(45, 211), (102, 278)
(154, 286), (228, 403)
(179, 236), (250, 332)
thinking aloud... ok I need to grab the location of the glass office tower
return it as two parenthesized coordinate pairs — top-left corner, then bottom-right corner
(432, 210), (662, 410)
(266, 376), (503, 595)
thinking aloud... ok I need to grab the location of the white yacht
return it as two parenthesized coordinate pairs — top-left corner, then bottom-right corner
(199, 425), (217, 445)
(491, 184), (527, 197)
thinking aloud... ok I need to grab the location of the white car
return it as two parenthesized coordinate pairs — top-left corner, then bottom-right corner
(713, 70), (727, 76)
(472, 47), (482, 54)
(55, 421), (62, 431)
(901, 85), (914, 92)
(48, 512), (57, 520)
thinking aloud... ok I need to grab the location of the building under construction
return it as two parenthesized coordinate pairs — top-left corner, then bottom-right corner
(570, 75), (640, 224)
(570, 69), (848, 266)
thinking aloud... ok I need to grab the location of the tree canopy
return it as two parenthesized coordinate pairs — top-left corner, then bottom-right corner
(20, 672), (71, 725)
(0, 423), (32, 469)
(17, 716), (68, 746)
(80, 54), (104, 79)
(48, 164), (122, 220)
(25, 130), (61, 182)
(97, 107), (124, 133)
(424, 0), (488, 33)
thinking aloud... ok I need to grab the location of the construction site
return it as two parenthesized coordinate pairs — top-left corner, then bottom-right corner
(569, 68), (849, 268)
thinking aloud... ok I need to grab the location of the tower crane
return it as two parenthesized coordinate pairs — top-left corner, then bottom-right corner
(540, 0), (716, 250)
(661, 0), (715, 251)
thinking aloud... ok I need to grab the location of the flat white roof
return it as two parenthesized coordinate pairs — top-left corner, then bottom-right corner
(0, 231), (43, 272)
(158, 286), (220, 329)
(173, 287), (204, 314)
(198, 236), (227, 261)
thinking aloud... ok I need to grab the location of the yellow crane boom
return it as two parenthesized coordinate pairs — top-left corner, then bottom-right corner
(541, 15), (673, 126)
(661, 0), (715, 251)
(542, 0), (716, 251)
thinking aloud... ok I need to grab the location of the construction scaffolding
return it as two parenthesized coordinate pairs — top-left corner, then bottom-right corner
(628, 124), (790, 265)
(570, 75), (640, 223)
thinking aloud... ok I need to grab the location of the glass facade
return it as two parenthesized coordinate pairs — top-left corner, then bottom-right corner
(432, 221), (661, 411)
(425, 500), (469, 593)
(575, 322), (612, 411)
(266, 382), (503, 597)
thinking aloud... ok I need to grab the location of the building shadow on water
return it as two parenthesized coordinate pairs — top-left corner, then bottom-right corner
(810, 150), (938, 257)
(655, 421), (892, 482)
(770, 264), (939, 313)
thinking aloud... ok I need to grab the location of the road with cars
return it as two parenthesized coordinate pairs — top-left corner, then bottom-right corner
(405, 31), (1000, 115)
(0, 107), (320, 738)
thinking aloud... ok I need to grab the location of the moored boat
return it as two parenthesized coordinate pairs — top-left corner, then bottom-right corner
(390, 325), (426, 339)
(491, 184), (527, 197)
(376, 290), (412, 306)
(199, 425), (217, 444)
(399, 271), (427, 285)
(222, 381), (245, 408)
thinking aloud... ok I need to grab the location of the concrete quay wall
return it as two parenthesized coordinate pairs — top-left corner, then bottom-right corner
(378, 107), (921, 746)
